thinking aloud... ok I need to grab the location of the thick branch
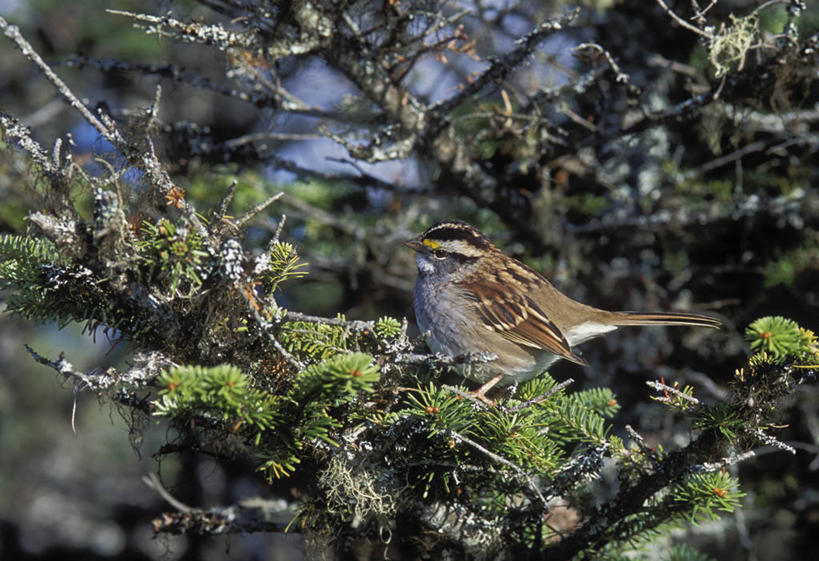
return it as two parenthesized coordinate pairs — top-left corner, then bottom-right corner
(152, 507), (290, 535)
(546, 430), (720, 560)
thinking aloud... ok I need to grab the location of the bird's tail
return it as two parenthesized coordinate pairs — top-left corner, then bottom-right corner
(607, 311), (722, 329)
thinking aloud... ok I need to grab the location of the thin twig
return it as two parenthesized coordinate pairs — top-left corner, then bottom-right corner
(624, 424), (657, 459)
(441, 384), (491, 408)
(433, 9), (580, 115)
(683, 369), (730, 400)
(213, 180), (238, 224)
(26, 345), (111, 390)
(646, 379), (700, 405)
(279, 193), (365, 238)
(699, 449), (757, 472)
(690, 0), (718, 25)
(60, 55), (359, 120)
(574, 43), (629, 83)
(655, 0), (713, 39)
(448, 429), (547, 506)
(698, 139), (768, 173)
(750, 0), (794, 18)
(0, 112), (64, 180)
(24, 346), (166, 416)
(506, 378), (574, 412)
(324, 157), (424, 193)
(143, 472), (192, 512)
(223, 132), (322, 146)
(271, 214), (287, 245)
(751, 428), (796, 454)
(233, 191), (284, 229)
(107, 9), (258, 51)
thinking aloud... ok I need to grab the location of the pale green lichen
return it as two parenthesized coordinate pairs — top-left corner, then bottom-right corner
(709, 15), (758, 78)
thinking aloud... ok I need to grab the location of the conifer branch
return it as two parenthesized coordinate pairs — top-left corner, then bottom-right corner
(447, 429), (547, 506)
(507, 378), (575, 412)
(547, 430), (721, 560)
(281, 310), (375, 332)
(2, 2), (817, 558)
(241, 291), (304, 370)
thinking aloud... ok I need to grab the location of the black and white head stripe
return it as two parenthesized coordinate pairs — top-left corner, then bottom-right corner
(421, 221), (494, 253)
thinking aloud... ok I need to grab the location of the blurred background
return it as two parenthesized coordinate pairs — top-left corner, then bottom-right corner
(1, 0), (818, 559)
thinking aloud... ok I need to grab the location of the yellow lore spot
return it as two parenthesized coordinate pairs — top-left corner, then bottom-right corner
(422, 239), (440, 249)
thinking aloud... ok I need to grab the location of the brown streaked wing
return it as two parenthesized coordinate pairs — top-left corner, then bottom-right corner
(457, 280), (588, 366)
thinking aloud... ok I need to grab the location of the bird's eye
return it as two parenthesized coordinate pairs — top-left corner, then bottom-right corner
(431, 249), (447, 260)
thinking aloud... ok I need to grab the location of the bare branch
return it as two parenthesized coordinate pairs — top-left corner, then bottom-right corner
(107, 9), (259, 50)
(25, 345), (171, 392)
(0, 112), (63, 178)
(282, 310), (375, 332)
(0, 16), (122, 146)
(646, 379), (701, 405)
(433, 9), (581, 114)
(233, 191), (284, 229)
(150, 500), (290, 535)
(655, 0), (714, 39)
(212, 180), (238, 225)
(574, 42), (629, 83)
(506, 378), (575, 412)
(143, 472), (192, 512)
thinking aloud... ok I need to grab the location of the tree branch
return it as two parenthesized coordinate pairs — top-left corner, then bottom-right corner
(546, 430), (721, 560)
(432, 9), (581, 115)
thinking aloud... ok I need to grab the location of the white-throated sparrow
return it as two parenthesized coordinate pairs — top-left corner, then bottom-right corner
(405, 220), (721, 398)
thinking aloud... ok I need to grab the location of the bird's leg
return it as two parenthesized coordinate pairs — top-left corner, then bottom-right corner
(470, 372), (506, 405)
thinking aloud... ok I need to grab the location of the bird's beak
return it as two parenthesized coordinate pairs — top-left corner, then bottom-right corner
(403, 238), (425, 252)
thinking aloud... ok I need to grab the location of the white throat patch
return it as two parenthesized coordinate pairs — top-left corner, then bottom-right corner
(416, 253), (436, 275)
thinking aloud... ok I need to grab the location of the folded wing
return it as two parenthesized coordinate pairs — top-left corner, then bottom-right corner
(457, 280), (588, 366)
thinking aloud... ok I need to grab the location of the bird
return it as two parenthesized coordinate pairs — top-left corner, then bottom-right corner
(404, 220), (721, 401)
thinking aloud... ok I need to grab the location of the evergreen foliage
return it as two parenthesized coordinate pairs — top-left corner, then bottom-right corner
(1, 187), (817, 557)
(262, 241), (308, 293)
(138, 218), (208, 297)
(153, 344), (382, 479)
(671, 470), (744, 523)
(745, 315), (817, 361)
(0, 234), (60, 321)
(1, 1), (818, 559)
(278, 314), (359, 360)
(155, 364), (280, 434)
